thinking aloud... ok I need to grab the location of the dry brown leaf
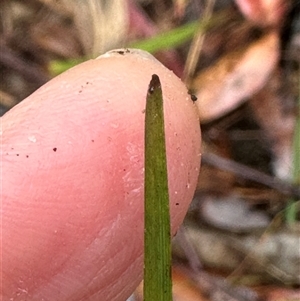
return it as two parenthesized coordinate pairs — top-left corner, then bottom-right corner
(172, 267), (209, 301)
(266, 288), (300, 301)
(234, 0), (290, 27)
(191, 31), (279, 123)
(0, 90), (17, 108)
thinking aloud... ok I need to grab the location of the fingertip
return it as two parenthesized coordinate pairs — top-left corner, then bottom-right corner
(2, 49), (201, 300)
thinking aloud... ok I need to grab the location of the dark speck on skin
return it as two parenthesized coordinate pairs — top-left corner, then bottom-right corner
(190, 94), (197, 102)
(26, 155), (29, 158)
(16, 154), (19, 156)
(188, 90), (197, 102)
(53, 147), (57, 152)
(91, 140), (94, 142)
(116, 49), (130, 55)
(176, 203), (179, 206)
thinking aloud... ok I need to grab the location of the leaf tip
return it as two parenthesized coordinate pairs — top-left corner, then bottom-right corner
(148, 74), (161, 95)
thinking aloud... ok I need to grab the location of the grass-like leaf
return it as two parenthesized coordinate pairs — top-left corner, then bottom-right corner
(48, 58), (86, 76)
(130, 21), (199, 53)
(144, 74), (172, 301)
(130, 11), (230, 54)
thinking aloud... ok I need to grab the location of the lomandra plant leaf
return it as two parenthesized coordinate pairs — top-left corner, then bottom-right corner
(144, 74), (172, 301)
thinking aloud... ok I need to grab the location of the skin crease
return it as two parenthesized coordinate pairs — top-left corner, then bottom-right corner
(1, 49), (201, 300)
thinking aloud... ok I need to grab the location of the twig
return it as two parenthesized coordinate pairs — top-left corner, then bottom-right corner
(183, 0), (216, 84)
(202, 152), (300, 198)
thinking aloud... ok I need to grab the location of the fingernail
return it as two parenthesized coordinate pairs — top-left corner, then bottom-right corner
(96, 48), (162, 65)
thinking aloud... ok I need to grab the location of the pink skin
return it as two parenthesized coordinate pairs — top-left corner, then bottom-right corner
(1, 49), (201, 300)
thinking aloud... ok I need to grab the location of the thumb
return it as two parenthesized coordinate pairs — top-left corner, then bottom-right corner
(1, 49), (201, 301)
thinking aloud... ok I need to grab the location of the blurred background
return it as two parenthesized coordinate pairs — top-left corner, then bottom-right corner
(1, 0), (299, 300)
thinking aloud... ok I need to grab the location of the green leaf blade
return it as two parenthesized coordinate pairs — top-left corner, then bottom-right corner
(144, 74), (172, 301)
(130, 22), (198, 53)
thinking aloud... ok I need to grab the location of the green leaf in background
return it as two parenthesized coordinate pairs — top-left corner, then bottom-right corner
(130, 11), (230, 54)
(130, 21), (199, 53)
(49, 11), (230, 76)
(144, 74), (172, 301)
(48, 58), (86, 76)
(48, 20), (200, 76)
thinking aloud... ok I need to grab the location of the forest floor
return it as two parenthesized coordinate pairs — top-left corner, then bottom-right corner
(1, 1), (299, 300)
